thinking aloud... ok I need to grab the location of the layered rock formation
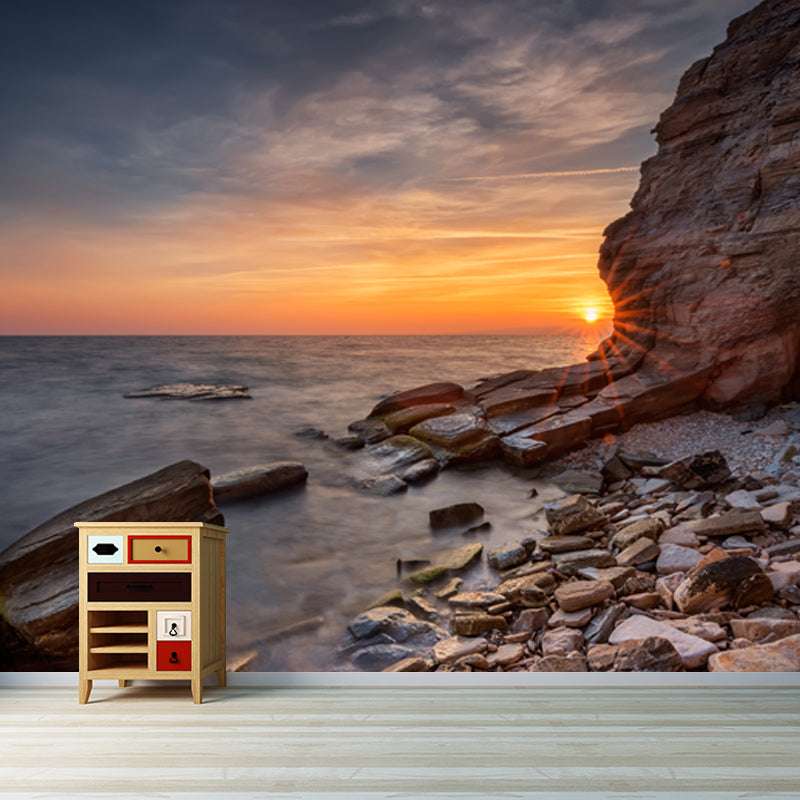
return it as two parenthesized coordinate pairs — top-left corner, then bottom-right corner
(596, 0), (800, 405)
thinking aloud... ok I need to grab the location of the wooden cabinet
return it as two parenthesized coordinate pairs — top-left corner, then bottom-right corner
(78, 522), (228, 704)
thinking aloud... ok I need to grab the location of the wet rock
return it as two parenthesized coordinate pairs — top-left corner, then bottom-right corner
(541, 628), (584, 657)
(609, 615), (718, 669)
(409, 412), (500, 465)
(499, 434), (549, 467)
(673, 555), (773, 614)
(358, 474), (408, 495)
(452, 614), (508, 636)
(332, 434), (365, 451)
(487, 542), (529, 571)
(407, 543), (483, 585)
(512, 412), (593, 459)
(212, 462), (308, 503)
(429, 502), (484, 530)
(656, 543), (704, 575)
(384, 403), (457, 435)
(294, 426), (328, 440)
(347, 606), (432, 642)
(545, 494), (608, 536)
(0, 459), (222, 664)
(347, 418), (391, 444)
(399, 459), (440, 485)
(554, 579), (614, 612)
(616, 538), (661, 567)
(552, 470), (604, 494)
(448, 591), (507, 609)
(609, 636), (684, 672)
(370, 382), (466, 417)
(708, 634), (800, 672)
(124, 382), (251, 400)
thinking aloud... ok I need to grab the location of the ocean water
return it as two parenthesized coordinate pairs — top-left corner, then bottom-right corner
(0, 334), (603, 670)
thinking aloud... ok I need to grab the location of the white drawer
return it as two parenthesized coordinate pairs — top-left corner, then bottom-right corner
(156, 610), (192, 641)
(86, 534), (124, 564)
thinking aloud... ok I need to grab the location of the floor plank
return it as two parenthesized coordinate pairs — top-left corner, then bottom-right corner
(0, 685), (798, 799)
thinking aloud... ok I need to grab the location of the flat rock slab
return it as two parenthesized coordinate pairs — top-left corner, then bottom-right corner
(212, 462), (308, 502)
(689, 510), (766, 538)
(369, 382), (465, 417)
(552, 470), (604, 494)
(656, 543), (704, 574)
(540, 535), (595, 554)
(409, 412), (500, 464)
(554, 579), (614, 612)
(356, 435), (436, 477)
(408, 543), (483, 584)
(124, 383), (251, 400)
(616, 537), (661, 567)
(609, 615), (718, 669)
(433, 635), (489, 664)
(545, 494), (608, 536)
(708, 633), (800, 671)
(429, 502), (484, 530)
(612, 518), (664, 550)
(554, 548), (617, 576)
(729, 617), (800, 641)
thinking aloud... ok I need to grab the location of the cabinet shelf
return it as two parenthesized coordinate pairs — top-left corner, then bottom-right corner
(90, 642), (148, 654)
(90, 624), (148, 634)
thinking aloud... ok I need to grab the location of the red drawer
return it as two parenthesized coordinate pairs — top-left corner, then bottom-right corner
(157, 640), (192, 671)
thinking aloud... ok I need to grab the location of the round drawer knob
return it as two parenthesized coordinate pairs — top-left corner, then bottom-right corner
(154, 546), (163, 553)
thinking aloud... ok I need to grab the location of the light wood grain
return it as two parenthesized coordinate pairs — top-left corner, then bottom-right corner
(0, 686), (797, 798)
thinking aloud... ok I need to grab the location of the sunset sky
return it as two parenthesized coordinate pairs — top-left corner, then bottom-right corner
(0, 0), (755, 335)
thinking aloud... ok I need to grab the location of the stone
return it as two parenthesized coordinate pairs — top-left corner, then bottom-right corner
(369, 382), (466, 417)
(548, 606), (595, 628)
(761, 501), (794, 530)
(766, 538), (800, 558)
(433, 635), (489, 665)
(357, 435), (436, 477)
(624, 592), (662, 610)
(656, 572), (686, 611)
(384, 403), (457, 434)
(617, 451), (671, 470)
(357, 474), (408, 495)
(636, 478), (672, 496)
(656, 543), (704, 575)
(552, 470), (604, 494)
(531, 653), (588, 672)
(496, 575), (550, 608)
(382, 656), (430, 672)
(347, 606), (431, 642)
(399, 458), (440, 485)
(757, 420), (790, 436)
(509, 608), (549, 634)
(725, 490), (763, 511)
(690, 511), (765, 538)
(673, 555), (773, 614)
(0, 460), (223, 664)
(448, 591), (508, 609)
(708, 634), (800, 672)
(515, 413), (593, 457)
(657, 451), (731, 489)
(545, 494), (607, 536)
(487, 542), (529, 571)
(539, 535), (594, 554)
(347, 418), (391, 444)
(578, 566), (636, 590)
(666, 618), (727, 642)
(601, 455), (633, 482)
(408, 543), (483, 584)
(212, 462), (309, 503)
(429, 503), (484, 530)
(541, 628), (584, 657)
(610, 636), (685, 672)
(452, 614), (507, 637)
(123, 382), (251, 400)
(352, 644), (416, 670)
(331, 435), (366, 451)
(608, 615), (718, 669)
(612, 518), (664, 550)
(659, 525), (701, 546)
(584, 604), (628, 645)
(485, 643), (526, 668)
(409, 412), (500, 465)
(554, 549), (617, 576)
(729, 617), (800, 641)
(616, 538), (661, 567)
(554, 579), (615, 612)
(721, 535), (759, 551)
(499, 435), (549, 467)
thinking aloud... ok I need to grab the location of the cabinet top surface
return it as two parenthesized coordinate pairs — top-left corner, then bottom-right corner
(76, 521), (228, 534)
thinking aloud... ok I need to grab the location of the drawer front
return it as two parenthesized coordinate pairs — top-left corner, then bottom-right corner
(156, 610), (192, 641)
(87, 534), (125, 564)
(87, 572), (191, 602)
(157, 640), (192, 671)
(128, 535), (191, 564)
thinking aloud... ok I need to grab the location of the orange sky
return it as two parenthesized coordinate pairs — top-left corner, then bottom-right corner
(0, 1), (751, 335)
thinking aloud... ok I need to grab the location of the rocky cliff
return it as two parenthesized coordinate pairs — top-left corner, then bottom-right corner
(595, 0), (800, 406)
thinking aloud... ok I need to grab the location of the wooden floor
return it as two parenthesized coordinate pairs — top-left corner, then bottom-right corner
(0, 684), (798, 799)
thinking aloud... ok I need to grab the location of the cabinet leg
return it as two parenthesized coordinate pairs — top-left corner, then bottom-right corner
(215, 666), (227, 687)
(79, 679), (93, 704)
(118, 680), (128, 688)
(191, 677), (203, 704)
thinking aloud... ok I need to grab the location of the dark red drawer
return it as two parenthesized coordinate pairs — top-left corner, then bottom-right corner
(157, 640), (192, 671)
(87, 572), (191, 602)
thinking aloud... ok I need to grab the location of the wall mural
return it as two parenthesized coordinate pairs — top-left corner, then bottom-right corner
(1, 0), (799, 675)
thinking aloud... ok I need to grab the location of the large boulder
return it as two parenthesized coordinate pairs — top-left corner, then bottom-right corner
(0, 460), (223, 666)
(593, 0), (800, 405)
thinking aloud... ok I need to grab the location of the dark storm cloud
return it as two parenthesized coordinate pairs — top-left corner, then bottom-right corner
(0, 0), (757, 222)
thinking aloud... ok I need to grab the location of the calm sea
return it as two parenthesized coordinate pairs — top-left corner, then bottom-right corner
(0, 334), (602, 670)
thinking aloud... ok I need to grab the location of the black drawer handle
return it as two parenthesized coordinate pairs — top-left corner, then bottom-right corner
(125, 583), (154, 590)
(169, 652), (179, 664)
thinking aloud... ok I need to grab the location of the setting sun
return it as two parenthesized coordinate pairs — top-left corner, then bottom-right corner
(584, 307), (599, 323)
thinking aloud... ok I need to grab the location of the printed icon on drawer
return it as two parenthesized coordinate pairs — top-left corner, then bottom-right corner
(156, 610), (191, 641)
(87, 535), (125, 564)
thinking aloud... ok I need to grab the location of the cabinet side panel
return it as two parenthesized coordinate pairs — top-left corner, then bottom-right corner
(200, 534), (223, 669)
